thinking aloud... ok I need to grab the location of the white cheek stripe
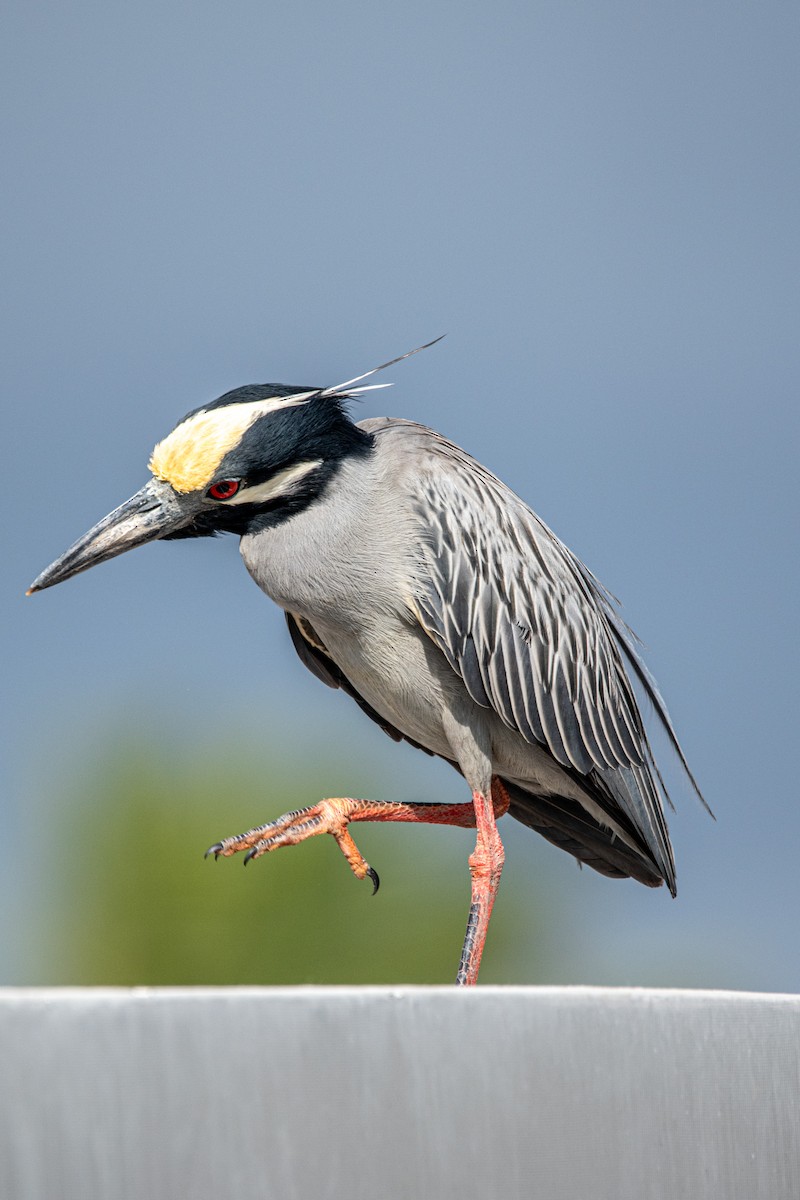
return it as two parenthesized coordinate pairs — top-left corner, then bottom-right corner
(227, 459), (323, 505)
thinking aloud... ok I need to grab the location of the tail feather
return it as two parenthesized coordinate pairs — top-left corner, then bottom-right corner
(504, 780), (670, 891)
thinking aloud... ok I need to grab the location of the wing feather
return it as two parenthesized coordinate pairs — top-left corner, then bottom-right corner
(413, 450), (639, 777)
(407, 431), (704, 887)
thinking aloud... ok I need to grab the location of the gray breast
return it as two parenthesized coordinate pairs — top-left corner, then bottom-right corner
(237, 424), (451, 741)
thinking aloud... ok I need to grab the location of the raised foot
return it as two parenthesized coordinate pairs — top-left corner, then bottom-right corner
(205, 797), (380, 893)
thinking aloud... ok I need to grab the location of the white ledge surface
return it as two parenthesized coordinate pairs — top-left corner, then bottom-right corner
(1, 986), (798, 1200)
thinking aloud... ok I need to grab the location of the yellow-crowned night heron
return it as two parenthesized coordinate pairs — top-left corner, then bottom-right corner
(28, 343), (706, 985)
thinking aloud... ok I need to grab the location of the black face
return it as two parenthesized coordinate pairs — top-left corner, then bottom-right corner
(165, 389), (375, 540)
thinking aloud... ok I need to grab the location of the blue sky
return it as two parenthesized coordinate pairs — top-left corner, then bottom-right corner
(3, 1), (799, 987)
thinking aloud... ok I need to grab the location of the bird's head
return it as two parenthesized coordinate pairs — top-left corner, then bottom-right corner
(27, 377), (374, 594)
(28, 340), (441, 595)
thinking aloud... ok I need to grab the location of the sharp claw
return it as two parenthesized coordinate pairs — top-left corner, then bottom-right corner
(244, 847), (258, 865)
(366, 865), (380, 895)
(205, 843), (223, 860)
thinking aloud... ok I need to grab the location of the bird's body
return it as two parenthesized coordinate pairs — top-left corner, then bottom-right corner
(247, 414), (678, 889)
(29, 345), (705, 983)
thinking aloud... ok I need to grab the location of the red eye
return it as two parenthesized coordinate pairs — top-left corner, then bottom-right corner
(207, 479), (240, 501)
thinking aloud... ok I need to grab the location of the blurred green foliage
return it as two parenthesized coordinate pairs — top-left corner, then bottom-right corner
(32, 733), (557, 986)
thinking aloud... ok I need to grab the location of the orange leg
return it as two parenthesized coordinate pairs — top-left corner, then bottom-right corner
(206, 778), (510, 984)
(456, 779), (510, 985)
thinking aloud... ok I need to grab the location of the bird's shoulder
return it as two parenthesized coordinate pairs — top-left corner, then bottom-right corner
(358, 416), (545, 520)
(359, 420), (599, 631)
(357, 416), (530, 517)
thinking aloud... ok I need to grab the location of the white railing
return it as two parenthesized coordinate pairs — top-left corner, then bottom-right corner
(1, 987), (798, 1199)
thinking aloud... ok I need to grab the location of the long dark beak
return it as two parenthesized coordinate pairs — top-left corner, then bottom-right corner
(28, 478), (191, 594)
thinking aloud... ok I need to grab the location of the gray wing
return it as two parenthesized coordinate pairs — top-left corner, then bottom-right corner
(409, 433), (703, 888)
